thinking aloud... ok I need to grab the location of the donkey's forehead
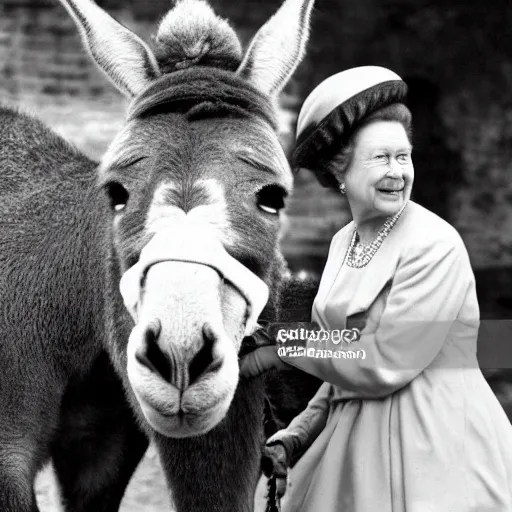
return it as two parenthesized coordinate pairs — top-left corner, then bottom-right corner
(99, 115), (188, 177)
(146, 179), (238, 248)
(230, 120), (292, 186)
(100, 114), (292, 188)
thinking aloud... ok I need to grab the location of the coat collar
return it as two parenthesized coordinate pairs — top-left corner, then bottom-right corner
(342, 201), (414, 317)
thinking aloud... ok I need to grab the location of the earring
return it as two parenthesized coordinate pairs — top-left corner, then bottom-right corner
(339, 183), (346, 195)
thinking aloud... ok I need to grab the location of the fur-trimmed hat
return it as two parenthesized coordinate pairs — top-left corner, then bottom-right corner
(293, 66), (408, 188)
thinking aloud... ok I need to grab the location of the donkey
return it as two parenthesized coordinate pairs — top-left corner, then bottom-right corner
(0, 0), (318, 510)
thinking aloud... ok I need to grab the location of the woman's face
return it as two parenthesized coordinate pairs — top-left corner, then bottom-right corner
(344, 120), (414, 223)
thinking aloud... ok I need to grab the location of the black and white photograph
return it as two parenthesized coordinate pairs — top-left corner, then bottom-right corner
(1, 0), (512, 510)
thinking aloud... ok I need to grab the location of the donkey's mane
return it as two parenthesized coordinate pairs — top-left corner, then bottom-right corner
(127, 67), (278, 129)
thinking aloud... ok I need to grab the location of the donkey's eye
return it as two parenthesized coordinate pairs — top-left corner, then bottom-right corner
(256, 184), (287, 215)
(104, 181), (129, 212)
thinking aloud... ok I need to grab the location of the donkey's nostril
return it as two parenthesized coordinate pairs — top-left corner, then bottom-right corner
(135, 320), (173, 383)
(135, 320), (222, 388)
(189, 323), (221, 385)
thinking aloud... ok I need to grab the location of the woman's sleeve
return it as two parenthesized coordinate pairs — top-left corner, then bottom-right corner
(266, 381), (332, 465)
(278, 234), (476, 399)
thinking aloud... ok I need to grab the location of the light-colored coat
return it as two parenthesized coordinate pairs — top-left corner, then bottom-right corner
(273, 201), (512, 511)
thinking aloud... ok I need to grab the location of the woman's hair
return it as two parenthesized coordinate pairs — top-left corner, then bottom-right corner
(323, 103), (413, 186)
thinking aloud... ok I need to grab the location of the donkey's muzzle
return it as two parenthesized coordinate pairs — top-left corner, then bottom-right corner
(135, 318), (222, 390)
(120, 216), (270, 436)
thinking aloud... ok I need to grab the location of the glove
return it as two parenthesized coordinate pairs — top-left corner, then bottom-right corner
(239, 322), (293, 378)
(239, 344), (291, 378)
(264, 441), (291, 502)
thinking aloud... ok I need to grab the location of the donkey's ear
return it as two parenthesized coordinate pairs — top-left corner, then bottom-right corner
(58, 0), (161, 98)
(236, 0), (315, 97)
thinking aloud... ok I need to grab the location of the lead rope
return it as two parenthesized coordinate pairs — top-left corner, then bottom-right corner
(265, 475), (281, 512)
(240, 320), (282, 511)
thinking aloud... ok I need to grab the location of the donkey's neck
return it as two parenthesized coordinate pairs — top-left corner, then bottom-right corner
(154, 376), (267, 512)
(0, 107), (112, 376)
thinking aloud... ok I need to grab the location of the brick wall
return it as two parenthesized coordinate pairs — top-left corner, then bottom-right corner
(2, 0), (512, 273)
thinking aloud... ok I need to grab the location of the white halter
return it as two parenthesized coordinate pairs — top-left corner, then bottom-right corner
(119, 214), (269, 338)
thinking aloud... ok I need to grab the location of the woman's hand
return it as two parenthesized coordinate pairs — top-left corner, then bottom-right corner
(239, 322), (293, 378)
(239, 344), (291, 378)
(264, 441), (291, 501)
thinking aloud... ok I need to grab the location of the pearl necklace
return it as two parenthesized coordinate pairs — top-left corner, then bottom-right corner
(346, 202), (407, 268)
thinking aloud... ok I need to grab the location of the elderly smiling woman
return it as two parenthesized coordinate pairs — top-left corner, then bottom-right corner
(241, 66), (512, 511)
